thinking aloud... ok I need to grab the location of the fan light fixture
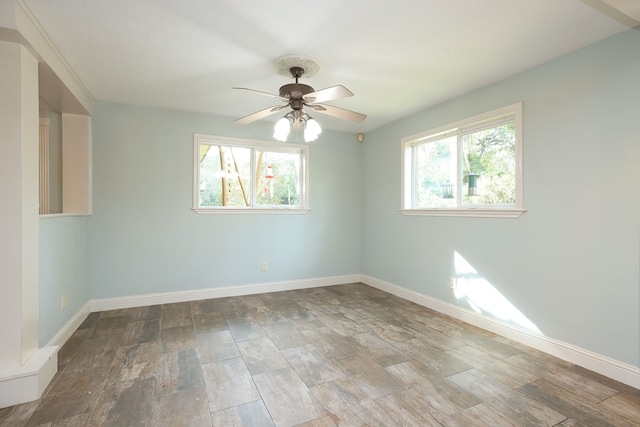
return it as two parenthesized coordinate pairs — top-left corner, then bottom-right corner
(273, 110), (322, 142)
(234, 55), (366, 143)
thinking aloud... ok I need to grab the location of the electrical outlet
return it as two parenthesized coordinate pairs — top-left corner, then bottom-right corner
(450, 278), (457, 290)
(61, 292), (70, 310)
(261, 262), (268, 272)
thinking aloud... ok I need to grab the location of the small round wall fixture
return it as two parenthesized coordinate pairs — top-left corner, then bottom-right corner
(273, 55), (320, 78)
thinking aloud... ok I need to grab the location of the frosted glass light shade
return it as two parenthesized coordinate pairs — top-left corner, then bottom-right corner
(304, 118), (321, 142)
(273, 117), (291, 141)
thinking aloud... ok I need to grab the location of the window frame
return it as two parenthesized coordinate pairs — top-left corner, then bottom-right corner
(193, 134), (310, 214)
(400, 102), (525, 218)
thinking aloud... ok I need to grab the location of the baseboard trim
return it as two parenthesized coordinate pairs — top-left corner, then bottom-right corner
(89, 274), (362, 312)
(46, 301), (91, 348)
(0, 346), (58, 408)
(361, 274), (640, 389)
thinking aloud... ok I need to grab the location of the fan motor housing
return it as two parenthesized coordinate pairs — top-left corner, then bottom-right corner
(280, 83), (314, 110)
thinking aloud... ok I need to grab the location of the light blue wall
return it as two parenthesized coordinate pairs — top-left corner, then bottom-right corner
(39, 216), (89, 346)
(88, 103), (363, 299)
(361, 30), (640, 367)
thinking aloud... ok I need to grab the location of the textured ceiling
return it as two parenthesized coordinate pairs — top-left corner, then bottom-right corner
(23, 0), (636, 133)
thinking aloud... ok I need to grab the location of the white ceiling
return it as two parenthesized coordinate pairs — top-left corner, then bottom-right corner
(23, 0), (637, 133)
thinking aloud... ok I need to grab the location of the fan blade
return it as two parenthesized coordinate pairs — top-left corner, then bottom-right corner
(233, 87), (289, 102)
(303, 85), (353, 103)
(235, 105), (287, 125)
(309, 104), (367, 123)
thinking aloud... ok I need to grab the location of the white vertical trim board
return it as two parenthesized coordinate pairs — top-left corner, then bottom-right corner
(38, 117), (49, 215)
(361, 274), (640, 389)
(0, 347), (57, 408)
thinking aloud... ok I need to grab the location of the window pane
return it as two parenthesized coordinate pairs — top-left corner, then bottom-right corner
(199, 145), (251, 207)
(461, 123), (515, 205)
(401, 102), (523, 216)
(255, 150), (300, 207)
(414, 136), (457, 208)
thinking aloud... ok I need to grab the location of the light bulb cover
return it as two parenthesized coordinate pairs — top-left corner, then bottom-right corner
(273, 117), (291, 141)
(307, 118), (321, 134)
(304, 118), (322, 142)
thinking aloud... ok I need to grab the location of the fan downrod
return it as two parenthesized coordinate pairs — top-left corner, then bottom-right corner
(279, 66), (314, 110)
(289, 66), (304, 81)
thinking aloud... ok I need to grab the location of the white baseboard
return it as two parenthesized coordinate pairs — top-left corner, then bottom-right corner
(90, 274), (362, 312)
(46, 301), (91, 348)
(361, 274), (640, 389)
(0, 346), (58, 408)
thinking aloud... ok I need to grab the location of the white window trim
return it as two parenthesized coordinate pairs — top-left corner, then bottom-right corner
(400, 102), (525, 218)
(193, 134), (310, 214)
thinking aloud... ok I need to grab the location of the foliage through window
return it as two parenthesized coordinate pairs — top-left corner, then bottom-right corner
(194, 135), (308, 213)
(401, 103), (524, 217)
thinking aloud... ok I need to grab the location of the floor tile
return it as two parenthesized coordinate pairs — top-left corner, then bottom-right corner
(446, 368), (515, 401)
(542, 366), (619, 403)
(301, 327), (364, 359)
(364, 319), (415, 342)
(152, 387), (212, 426)
(26, 391), (97, 427)
(196, 330), (240, 364)
(210, 400), (274, 427)
(294, 416), (337, 427)
(106, 342), (158, 384)
(94, 314), (130, 331)
(375, 390), (445, 426)
(63, 331), (124, 372)
(485, 389), (567, 426)
(155, 349), (205, 395)
(161, 302), (193, 329)
(225, 316), (268, 341)
(236, 337), (289, 375)
(262, 320), (311, 350)
(393, 338), (472, 377)
(353, 332), (413, 366)
(281, 344), (346, 387)
(160, 324), (196, 353)
(201, 358), (260, 412)
(120, 319), (160, 346)
(309, 377), (395, 425)
(599, 392), (640, 424)
(193, 311), (228, 334)
(89, 378), (155, 427)
(447, 344), (537, 388)
(334, 354), (406, 399)
(386, 361), (481, 413)
(518, 379), (633, 427)
(130, 304), (162, 322)
(253, 367), (326, 427)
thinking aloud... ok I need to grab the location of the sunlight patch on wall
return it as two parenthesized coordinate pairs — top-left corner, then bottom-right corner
(453, 251), (541, 333)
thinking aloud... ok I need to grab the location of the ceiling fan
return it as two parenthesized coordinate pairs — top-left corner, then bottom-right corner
(233, 55), (366, 142)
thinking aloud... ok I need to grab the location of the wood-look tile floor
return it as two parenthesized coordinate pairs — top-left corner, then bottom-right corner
(1, 283), (638, 426)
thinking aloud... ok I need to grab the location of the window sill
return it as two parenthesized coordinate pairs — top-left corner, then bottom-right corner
(193, 208), (310, 215)
(39, 213), (91, 219)
(399, 208), (526, 218)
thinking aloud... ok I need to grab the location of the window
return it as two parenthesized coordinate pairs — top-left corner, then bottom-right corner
(401, 102), (524, 218)
(193, 134), (309, 214)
